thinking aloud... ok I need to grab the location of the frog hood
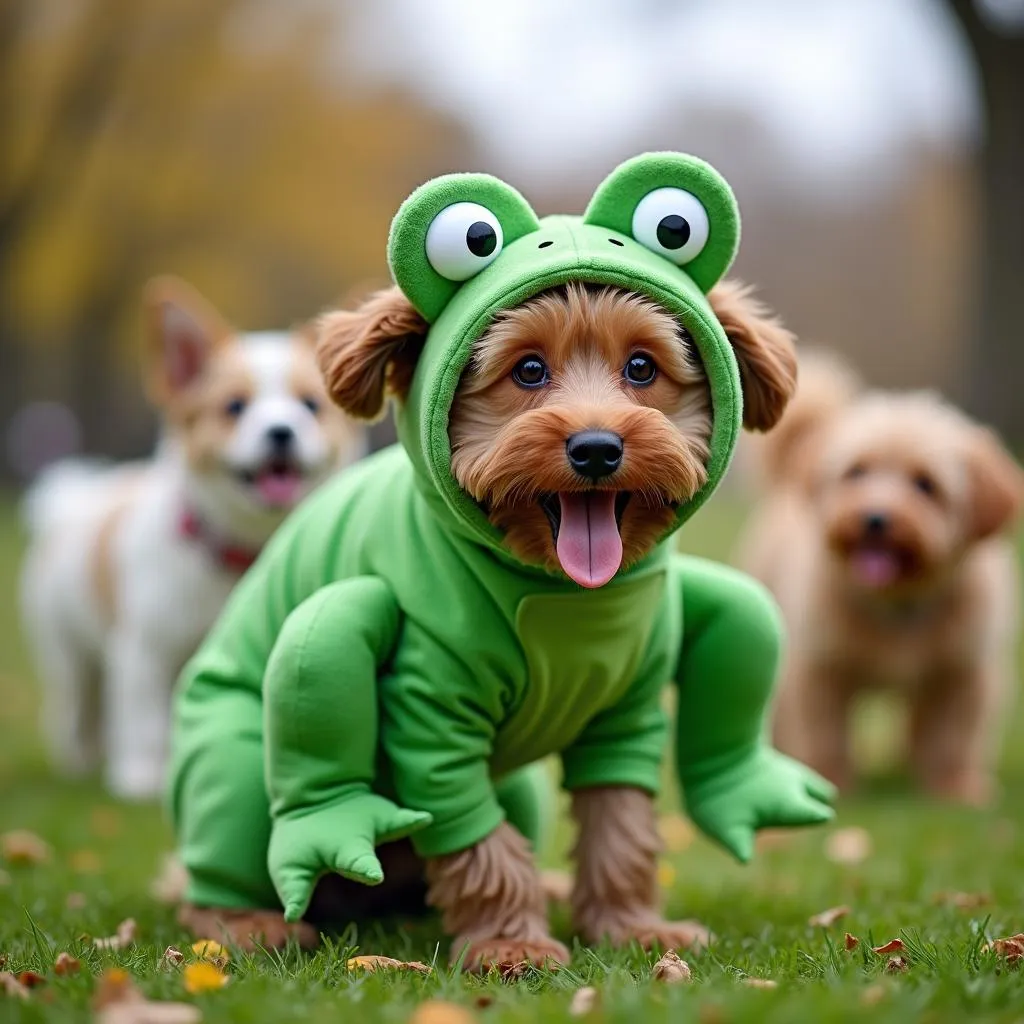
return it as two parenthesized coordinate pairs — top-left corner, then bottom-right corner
(388, 152), (744, 580)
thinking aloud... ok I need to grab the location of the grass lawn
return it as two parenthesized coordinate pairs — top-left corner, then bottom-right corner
(2, 487), (1024, 1022)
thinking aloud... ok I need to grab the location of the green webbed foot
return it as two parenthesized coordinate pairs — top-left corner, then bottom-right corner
(683, 748), (836, 863)
(268, 790), (432, 922)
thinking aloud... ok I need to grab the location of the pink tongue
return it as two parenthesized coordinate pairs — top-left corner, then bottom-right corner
(556, 492), (623, 589)
(850, 549), (900, 588)
(256, 471), (303, 508)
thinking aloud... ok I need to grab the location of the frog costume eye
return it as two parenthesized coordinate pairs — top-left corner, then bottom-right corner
(388, 174), (540, 322)
(583, 152), (740, 293)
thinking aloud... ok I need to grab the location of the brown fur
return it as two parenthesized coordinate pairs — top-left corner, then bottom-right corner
(706, 279), (798, 431)
(735, 354), (1024, 802)
(425, 822), (570, 970)
(449, 283), (713, 571)
(316, 286), (428, 421)
(571, 787), (711, 950)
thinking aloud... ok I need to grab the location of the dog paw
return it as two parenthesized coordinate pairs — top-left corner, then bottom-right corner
(454, 936), (571, 973)
(178, 904), (319, 952)
(585, 914), (713, 952)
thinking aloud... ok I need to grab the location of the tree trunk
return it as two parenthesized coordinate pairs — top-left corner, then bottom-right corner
(949, 0), (1024, 441)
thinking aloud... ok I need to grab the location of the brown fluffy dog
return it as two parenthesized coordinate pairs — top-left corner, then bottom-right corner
(735, 353), (1024, 804)
(311, 279), (795, 965)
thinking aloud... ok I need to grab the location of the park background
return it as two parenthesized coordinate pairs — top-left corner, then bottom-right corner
(2, 2), (1024, 1021)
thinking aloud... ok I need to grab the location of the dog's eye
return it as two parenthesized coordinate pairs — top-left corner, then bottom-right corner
(512, 356), (549, 388)
(913, 472), (936, 496)
(843, 462), (866, 480)
(225, 397), (248, 419)
(425, 202), (504, 282)
(631, 187), (710, 265)
(624, 353), (657, 386)
(301, 395), (320, 416)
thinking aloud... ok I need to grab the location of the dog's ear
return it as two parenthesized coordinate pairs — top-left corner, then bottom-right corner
(316, 286), (429, 421)
(707, 279), (798, 432)
(143, 276), (233, 406)
(967, 427), (1024, 540)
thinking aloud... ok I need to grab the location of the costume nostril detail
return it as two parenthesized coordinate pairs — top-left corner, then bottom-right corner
(537, 240), (553, 249)
(566, 430), (624, 481)
(864, 513), (888, 536)
(608, 238), (624, 246)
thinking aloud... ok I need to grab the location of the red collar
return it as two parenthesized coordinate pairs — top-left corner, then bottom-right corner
(178, 508), (261, 573)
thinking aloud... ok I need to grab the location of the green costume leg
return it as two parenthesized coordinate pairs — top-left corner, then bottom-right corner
(264, 578), (431, 922)
(495, 761), (553, 854)
(173, 693), (278, 910)
(672, 555), (835, 862)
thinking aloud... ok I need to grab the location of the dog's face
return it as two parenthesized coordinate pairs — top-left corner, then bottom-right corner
(145, 277), (362, 518)
(317, 278), (796, 587)
(815, 394), (1023, 593)
(448, 284), (711, 586)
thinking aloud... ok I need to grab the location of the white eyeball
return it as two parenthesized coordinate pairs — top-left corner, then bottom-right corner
(631, 187), (710, 266)
(425, 202), (504, 282)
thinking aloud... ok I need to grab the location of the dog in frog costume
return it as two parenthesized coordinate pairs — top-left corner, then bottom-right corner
(170, 153), (835, 966)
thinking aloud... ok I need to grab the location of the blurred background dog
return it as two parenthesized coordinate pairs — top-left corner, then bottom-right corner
(735, 352), (1024, 804)
(19, 277), (365, 799)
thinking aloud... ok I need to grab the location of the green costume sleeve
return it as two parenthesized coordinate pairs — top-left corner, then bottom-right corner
(380, 638), (506, 859)
(264, 577), (431, 921)
(671, 555), (835, 862)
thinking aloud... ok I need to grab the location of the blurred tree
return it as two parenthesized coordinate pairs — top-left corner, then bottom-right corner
(0, 0), (470, 475)
(948, 0), (1024, 441)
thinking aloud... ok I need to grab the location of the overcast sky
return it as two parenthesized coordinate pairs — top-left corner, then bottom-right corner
(340, 0), (981, 197)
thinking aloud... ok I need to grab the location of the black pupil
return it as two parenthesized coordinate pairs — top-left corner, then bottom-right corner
(628, 356), (654, 383)
(515, 358), (545, 385)
(466, 221), (497, 258)
(656, 214), (691, 250)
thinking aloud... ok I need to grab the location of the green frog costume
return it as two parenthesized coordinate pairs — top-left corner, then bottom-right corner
(169, 152), (835, 924)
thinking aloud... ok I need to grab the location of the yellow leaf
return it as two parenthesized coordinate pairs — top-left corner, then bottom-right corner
(182, 962), (228, 994)
(191, 940), (229, 965)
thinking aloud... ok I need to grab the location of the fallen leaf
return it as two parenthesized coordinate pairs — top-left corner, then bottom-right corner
(808, 905), (850, 928)
(498, 960), (529, 981)
(93, 968), (200, 1024)
(182, 962), (228, 994)
(657, 861), (677, 889)
(0, 972), (29, 1000)
(698, 1004), (727, 1024)
(472, 994), (495, 1009)
(190, 941), (229, 968)
(0, 829), (51, 865)
(658, 813), (695, 852)
(652, 949), (692, 984)
(569, 986), (599, 1016)
(931, 890), (991, 910)
(69, 849), (102, 874)
(17, 971), (46, 988)
(346, 955), (432, 975)
(982, 933), (1024, 964)
(539, 869), (573, 905)
(408, 1001), (478, 1024)
(845, 933), (860, 951)
(94, 919), (137, 951)
(54, 953), (80, 976)
(824, 827), (872, 865)
(90, 807), (123, 838)
(886, 956), (909, 973)
(861, 983), (886, 1006)
(0, 869), (10, 887)
(150, 854), (189, 904)
(742, 978), (778, 989)
(159, 948), (184, 971)
(871, 939), (904, 956)
(65, 892), (87, 910)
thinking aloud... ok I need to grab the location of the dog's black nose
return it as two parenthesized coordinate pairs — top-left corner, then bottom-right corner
(566, 430), (623, 481)
(267, 425), (295, 451)
(864, 512), (888, 536)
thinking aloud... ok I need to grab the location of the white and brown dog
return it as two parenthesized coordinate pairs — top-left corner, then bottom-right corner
(20, 277), (365, 799)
